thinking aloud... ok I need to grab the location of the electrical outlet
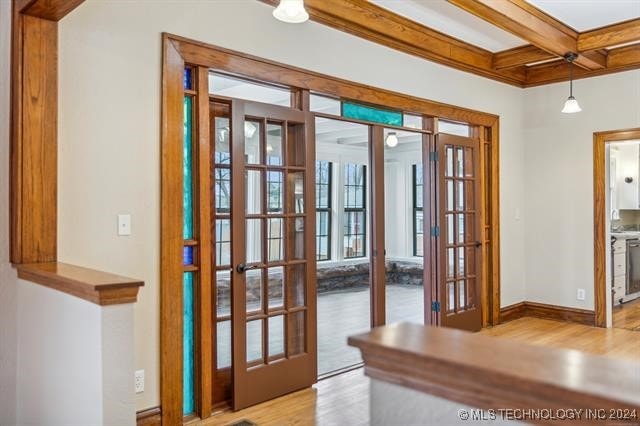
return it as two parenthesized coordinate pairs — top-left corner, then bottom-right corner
(135, 370), (144, 394)
(577, 288), (586, 301)
(118, 214), (131, 236)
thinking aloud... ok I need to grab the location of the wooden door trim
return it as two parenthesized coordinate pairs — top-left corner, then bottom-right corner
(369, 126), (385, 327)
(161, 33), (502, 423)
(593, 128), (640, 328)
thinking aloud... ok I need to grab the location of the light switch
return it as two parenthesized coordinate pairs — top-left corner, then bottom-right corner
(118, 214), (131, 236)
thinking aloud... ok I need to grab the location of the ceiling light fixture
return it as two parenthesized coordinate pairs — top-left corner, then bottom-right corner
(273, 0), (309, 24)
(561, 53), (582, 114)
(385, 132), (399, 148)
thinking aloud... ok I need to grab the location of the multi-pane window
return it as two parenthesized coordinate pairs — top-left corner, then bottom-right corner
(343, 164), (366, 258)
(267, 170), (284, 212)
(413, 164), (424, 256)
(316, 161), (332, 261)
(215, 168), (231, 213)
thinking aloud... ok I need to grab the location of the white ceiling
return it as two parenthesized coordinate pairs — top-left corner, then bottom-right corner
(527, 0), (640, 32)
(370, 0), (527, 52)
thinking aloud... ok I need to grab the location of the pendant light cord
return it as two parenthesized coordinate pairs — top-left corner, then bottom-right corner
(569, 60), (573, 97)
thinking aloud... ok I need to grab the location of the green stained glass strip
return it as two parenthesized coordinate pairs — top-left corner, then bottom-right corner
(342, 101), (403, 127)
(183, 272), (195, 415)
(183, 96), (194, 239)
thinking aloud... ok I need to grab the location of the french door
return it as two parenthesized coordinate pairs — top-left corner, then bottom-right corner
(228, 100), (317, 410)
(436, 134), (482, 331)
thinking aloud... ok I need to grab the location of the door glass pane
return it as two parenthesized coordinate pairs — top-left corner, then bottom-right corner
(456, 147), (464, 177)
(287, 264), (306, 308)
(246, 269), (263, 313)
(216, 270), (231, 318)
(267, 218), (284, 262)
(244, 120), (262, 164)
(458, 280), (466, 309)
(246, 170), (262, 214)
(214, 113), (231, 165)
(215, 168), (231, 213)
(464, 146), (474, 177)
(457, 214), (465, 243)
(383, 128), (425, 326)
(216, 219), (231, 266)
(267, 171), (284, 214)
(246, 219), (262, 264)
(288, 172), (305, 213)
(216, 321), (231, 369)
(246, 320), (263, 363)
(447, 180), (454, 211)
(447, 248), (455, 278)
(457, 180), (465, 211)
(458, 246), (465, 276)
(289, 218), (305, 260)
(447, 214), (454, 245)
(268, 315), (285, 358)
(446, 146), (454, 177)
(288, 311), (305, 356)
(447, 282), (455, 312)
(267, 123), (284, 166)
(268, 267), (284, 309)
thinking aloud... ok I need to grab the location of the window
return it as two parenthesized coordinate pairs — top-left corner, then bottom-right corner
(316, 161), (332, 261)
(343, 163), (366, 258)
(413, 164), (424, 256)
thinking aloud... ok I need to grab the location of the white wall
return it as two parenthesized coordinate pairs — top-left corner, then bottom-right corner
(0, 0), (18, 424)
(58, 0), (526, 411)
(523, 70), (640, 310)
(16, 280), (135, 426)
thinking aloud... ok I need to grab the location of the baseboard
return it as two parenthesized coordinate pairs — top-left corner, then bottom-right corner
(500, 301), (595, 326)
(137, 406), (161, 426)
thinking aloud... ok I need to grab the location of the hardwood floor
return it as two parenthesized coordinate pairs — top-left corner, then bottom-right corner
(613, 298), (640, 331)
(201, 317), (639, 426)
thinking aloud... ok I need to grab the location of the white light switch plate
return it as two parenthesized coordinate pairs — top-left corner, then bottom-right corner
(118, 214), (131, 236)
(134, 369), (144, 394)
(577, 288), (586, 301)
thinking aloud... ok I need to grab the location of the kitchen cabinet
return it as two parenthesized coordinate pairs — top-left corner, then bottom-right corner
(614, 143), (640, 210)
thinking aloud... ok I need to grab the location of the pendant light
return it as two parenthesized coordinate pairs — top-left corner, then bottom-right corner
(385, 132), (399, 147)
(561, 53), (582, 114)
(273, 0), (309, 24)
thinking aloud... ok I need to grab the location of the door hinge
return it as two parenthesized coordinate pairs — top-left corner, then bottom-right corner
(429, 151), (438, 162)
(431, 301), (441, 312)
(431, 226), (440, 237)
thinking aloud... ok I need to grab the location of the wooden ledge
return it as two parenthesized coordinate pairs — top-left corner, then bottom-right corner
(16, 262), (144, 306)
(349, 323), (640, 418)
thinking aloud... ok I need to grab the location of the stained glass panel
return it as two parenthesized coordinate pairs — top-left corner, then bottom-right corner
(183, 68), (192, 90)
(342, 101), (403, 126)
(183, 246), (194, 266)
(183, 96), (194, 239)
(183, 272), (195, 415)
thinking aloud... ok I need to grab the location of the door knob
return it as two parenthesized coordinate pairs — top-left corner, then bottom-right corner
(236, 263), (259, 273)
(475, 241), (482, 248)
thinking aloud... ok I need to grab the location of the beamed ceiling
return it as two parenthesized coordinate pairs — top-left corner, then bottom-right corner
(260, 0), (640, 87)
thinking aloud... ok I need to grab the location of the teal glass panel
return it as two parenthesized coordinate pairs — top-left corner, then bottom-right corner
(183, 96), (194, 239)
(183, 272), (195, 415)
(342, 101), (403, 126)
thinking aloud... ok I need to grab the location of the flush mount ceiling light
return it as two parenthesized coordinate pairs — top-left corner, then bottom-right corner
(561, 53), (582, 114)
(385, 132), (399, 148)
(273, 0), (309, 24)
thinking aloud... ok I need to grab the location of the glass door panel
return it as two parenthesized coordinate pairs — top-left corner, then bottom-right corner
(382, 128), (426, 325)
(314, 117), (371, 376)
(436, 133), (482, 331)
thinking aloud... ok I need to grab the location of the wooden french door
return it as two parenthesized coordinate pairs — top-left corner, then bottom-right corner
(229, 99), (317, 410)
(436, 134), (483, 331)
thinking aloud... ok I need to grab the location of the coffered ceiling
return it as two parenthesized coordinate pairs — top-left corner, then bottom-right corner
(261, 0), (640, 87)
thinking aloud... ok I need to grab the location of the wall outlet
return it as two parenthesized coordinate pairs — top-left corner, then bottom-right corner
(577, 288), (586, 301)
(134, 370), (144, 394)
(118, 214), (131, 236)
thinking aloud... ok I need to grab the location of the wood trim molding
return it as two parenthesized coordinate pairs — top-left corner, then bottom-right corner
(499, 301), (595, 326)
(16, 262), (144, 305)
(492, 45), (555, 70)
(593, 128), (640, 328)
(349, 323), (640, 417)
(578, 18), (640, 52)
(20, 0), (85, 21)
(137, 407), (162, 426)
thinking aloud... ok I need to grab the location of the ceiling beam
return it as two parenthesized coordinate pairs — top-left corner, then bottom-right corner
(447, 0), (606, 70)
(578, 18), (640, 52)
(259, 0), (526, 87)
(493, 45), (556, 69)
(525, 43), (640, 86)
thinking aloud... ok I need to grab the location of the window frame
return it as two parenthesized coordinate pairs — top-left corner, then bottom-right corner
(413, 164), (424, 257)
(315, 160), (333, 261)
(343, 163), (367, 259)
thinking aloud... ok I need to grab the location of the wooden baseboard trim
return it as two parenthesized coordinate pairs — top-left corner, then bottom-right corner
(137, 406), (161, 426)
(500, 301), (595, 326)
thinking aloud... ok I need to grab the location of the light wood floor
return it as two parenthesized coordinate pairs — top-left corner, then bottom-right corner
(613, 298), (640, 331)
(202, 317), (639, 426)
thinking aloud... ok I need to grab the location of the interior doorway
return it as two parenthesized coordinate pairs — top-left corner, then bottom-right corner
(593, 128), (640, 329)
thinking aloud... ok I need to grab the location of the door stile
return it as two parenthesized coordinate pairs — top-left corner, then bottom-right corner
(304, 111), (318, 369)
(195, 66), (213, 418)
(230, 99), (248, 410)
(422, 132), (435, 326)
(370, 126), (386, 328)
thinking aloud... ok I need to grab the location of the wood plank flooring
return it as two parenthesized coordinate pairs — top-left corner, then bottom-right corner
(613, 298), (640, 331)
(201, 317), (639, 426)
